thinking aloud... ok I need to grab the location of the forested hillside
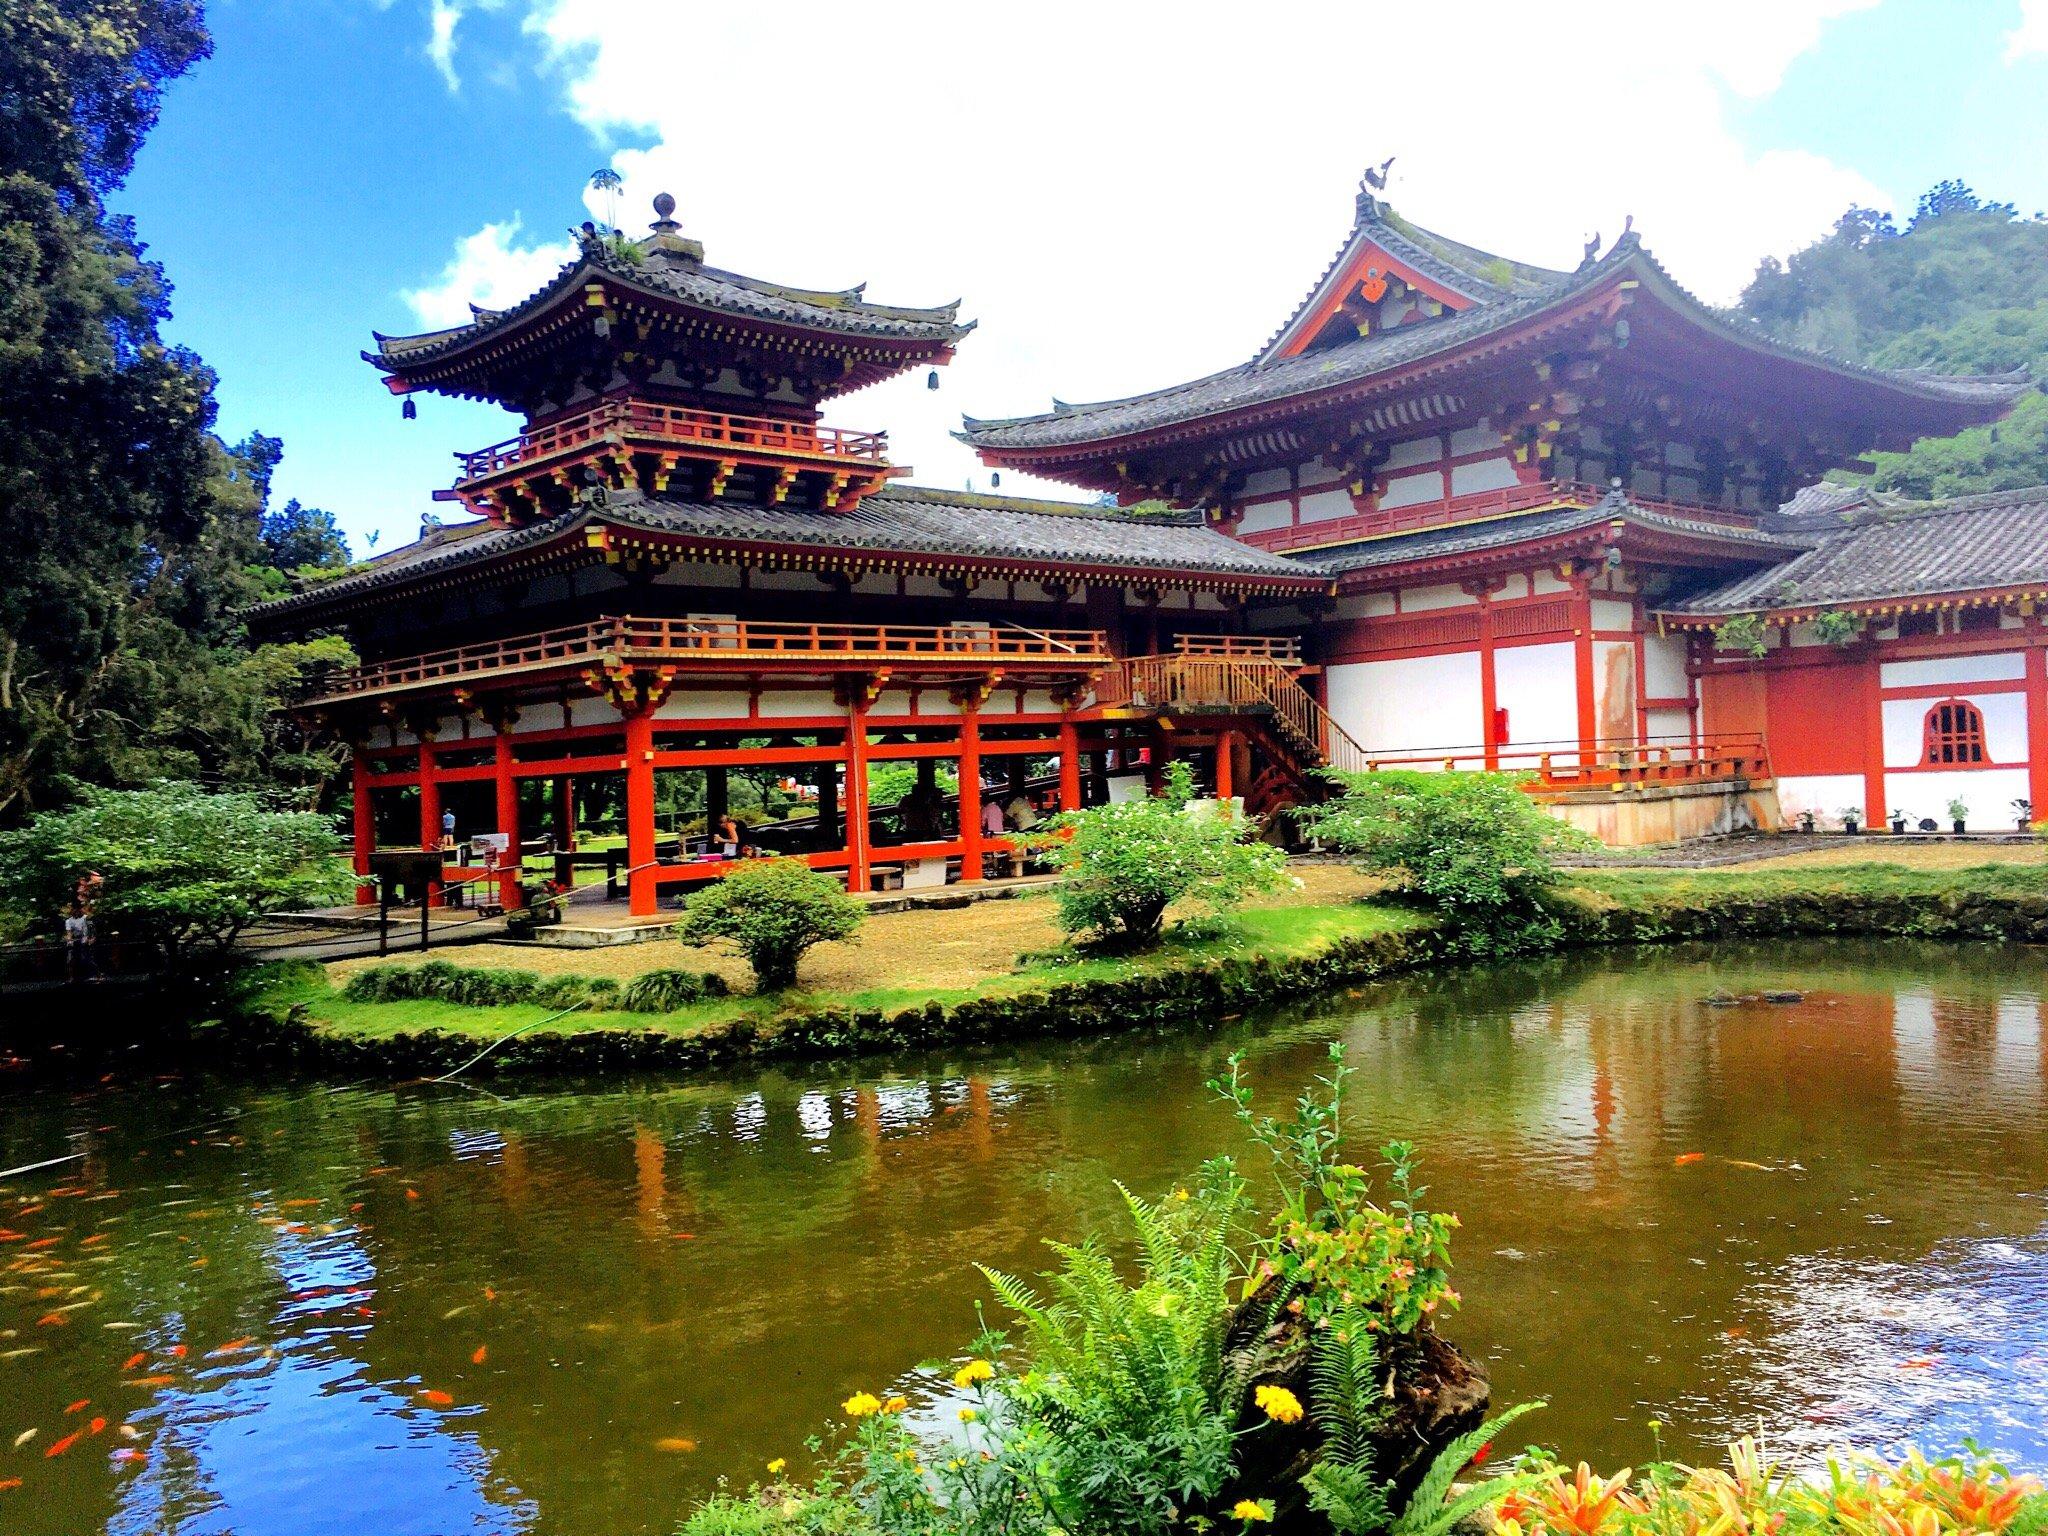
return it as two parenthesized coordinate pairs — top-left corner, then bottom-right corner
(1737, 182), (2048, 497)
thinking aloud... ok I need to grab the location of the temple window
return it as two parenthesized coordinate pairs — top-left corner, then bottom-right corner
(1958, 605), (2002, 634)
(1898, 611), (1940, 639)
(1921, 698), (1988, 766)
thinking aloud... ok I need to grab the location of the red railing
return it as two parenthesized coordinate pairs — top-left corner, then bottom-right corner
(456, 399), (889, 481)
(1353, 733), (1769, 790)
(312, 616), (1110, 701)
(1242, 479), (1759, 553)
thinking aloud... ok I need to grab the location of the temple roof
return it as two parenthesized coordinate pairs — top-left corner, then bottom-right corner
(961, 196), (2029, 462)
(368, 198), (972, 396)
(1310, 490), (1808, 578)
(247, 484), (1322, 627)
(1660, 484), (2048, 616)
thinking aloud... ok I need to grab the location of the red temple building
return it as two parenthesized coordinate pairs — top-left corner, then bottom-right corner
(255, 183), (2043, 918)
(965, 177), (2040, 841)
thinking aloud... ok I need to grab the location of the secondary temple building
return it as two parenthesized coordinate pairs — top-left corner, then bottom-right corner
(252, 185), (2043, 914)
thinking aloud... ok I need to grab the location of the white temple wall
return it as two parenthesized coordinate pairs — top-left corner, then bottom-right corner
(1327, 652), (1482, 754)
(1493, 641), (1577, 749)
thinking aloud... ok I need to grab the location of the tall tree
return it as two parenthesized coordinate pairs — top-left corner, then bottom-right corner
(1738, 183), (2048, 498)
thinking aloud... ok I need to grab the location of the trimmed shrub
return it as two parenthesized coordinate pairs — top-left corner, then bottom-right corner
(340, 962), (715, 1013)
(1032, 761), (1289, 946)
(678, 857), (863, 992)
(618, 967), (729, 1013)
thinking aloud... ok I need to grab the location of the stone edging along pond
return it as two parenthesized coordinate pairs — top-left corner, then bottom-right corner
(215, 870), (2048, 1078)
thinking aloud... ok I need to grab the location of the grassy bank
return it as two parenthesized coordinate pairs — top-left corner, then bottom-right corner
(213, 852), (2048, 1076)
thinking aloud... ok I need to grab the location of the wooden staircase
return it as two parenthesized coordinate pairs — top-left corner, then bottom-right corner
(1099, 649), (1371, 813)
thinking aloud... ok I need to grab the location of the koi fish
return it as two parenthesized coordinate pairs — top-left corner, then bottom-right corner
(122, 1353), (146, 1371)
(1725, 1326), (1749, 1338)
(655, 1437), (698, 1453)
(25, 1239), (59, 1251)
(442, 1306), (470, 1320)
(0, 1478), (19, 1491)
(64, 1400), (87, 1415)
(1901, 1357), (1937, 1370)
(280, 1199), (322, 1210)
(418, 1389), (454, 1407)
(113, 1448), (146, 1464)
(123, 1376), (175, 1389)
(11, 1429), (34, 1448)
(80, 1234), (109, 1248)
(207, 1338), (255, 1357)
(405, 1189), (421, 1201)
(1674, 1152), (1706, 1166)
(0, 1348), (41, 1360)
(45, 1430), (80, 1458)
(1723, 1159), (1772, 1172)
(35, 1314), (68, 1328)
(88, 1418), (105, 1435)
(483, 1287), (497, 1302)
(471, 1346), (487, 1365)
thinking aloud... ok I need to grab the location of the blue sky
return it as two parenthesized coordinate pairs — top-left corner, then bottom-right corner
(117, 0), (2048, 556)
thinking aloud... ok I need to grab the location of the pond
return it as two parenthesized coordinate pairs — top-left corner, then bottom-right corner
(3, 940), (2048, 1536)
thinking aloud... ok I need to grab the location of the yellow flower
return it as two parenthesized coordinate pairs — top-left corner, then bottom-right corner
(953, 1359), (995, 1388)
(1233, 1499), (1273, 1523)
(842, 1391), (882, 1418)
(1173, 1187), (1191, 1202)
(882, 1395), (909, 1414)
(767, 1458), (787, 1476)
(1254, 1385), (1304, 1424)
(959, 1407), (979, 1423)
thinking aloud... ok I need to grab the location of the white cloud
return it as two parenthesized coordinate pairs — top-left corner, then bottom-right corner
(2008, 0), (2048, 59)
(406, 0), (1888, 500)
(402, 218), (573, 328)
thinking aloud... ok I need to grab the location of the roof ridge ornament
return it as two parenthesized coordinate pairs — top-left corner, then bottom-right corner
(644, 191), (705, 267)
(1356, 156), (1395, 221)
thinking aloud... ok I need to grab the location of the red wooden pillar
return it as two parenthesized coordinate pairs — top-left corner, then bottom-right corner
(844, 694), (872, 894)
(1570, 576), (1596, 766)
(959, 701), (983, 882)
(555, 777), (577, 852)
(2026, 616), (2048, 822)
(1862, 660), (1888, 830)
(624, 711), (656, 916)
(1475, 592), (1500, 770)
(494, 731), (520, 910)
(416, 739), (442, 908)
(1215, 728), (1237, 801)
(350, 748), (375, 905)
(1057, 720), (1082, 811)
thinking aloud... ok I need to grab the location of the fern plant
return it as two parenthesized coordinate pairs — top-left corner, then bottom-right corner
(1390, 1401), (1544, 1536)
(1301, 1305), (1394, 1535)
(978, 1158), (1248, 1536)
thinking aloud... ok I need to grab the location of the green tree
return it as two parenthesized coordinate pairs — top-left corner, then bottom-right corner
(677, 857), (863, 991)
(1737, 183), (2048, 497)
(1033, 761), (1288, 946)
(0, 781), (351, 973)
(1299, 770), (1589, 955)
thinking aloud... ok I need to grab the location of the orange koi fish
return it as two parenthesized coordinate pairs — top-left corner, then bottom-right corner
(88, 1418), (106, 1435)
(121, 1352), (146, 1371)
(207, 1337), (256, 1357)
(655, 1437), (698, 1453)
(112, 1448), (146, 1465)
(63, 1400), (87, 1415)
(1673, 1152), (1705, 1166)
(45, 1430), (80, 1458)
(123, 1376), (176, 1389)
(418, 1389), (454, 1407)
(0, 1477), (20, 1490)
(471, 1346), (487, 1365)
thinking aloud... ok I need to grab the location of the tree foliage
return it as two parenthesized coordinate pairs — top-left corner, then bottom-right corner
(0, 781), (350, 972)
(1737, 184), (2048, 497)
(1300, 771), (1590, 955)
(1034, 762), (1289, 946)
(677, 857), (863, 991)
(0, 6), (354, 819)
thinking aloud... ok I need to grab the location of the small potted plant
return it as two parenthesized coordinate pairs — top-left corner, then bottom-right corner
(2015, 798), (2033, 833)
(1889, 807), (1908, 835)
(1797, 809), (1816, 834)
(1839, 806), (1861, 836)
(1948, 795), (1969, 835)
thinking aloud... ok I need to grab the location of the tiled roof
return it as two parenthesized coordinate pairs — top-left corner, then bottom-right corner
(1310, 492), (1808, 576)
(247, 485), (1322, 625)
(1661, 485), (2048, 614)
(369, 230), (969, 371)
(961, 233), (2028, 456)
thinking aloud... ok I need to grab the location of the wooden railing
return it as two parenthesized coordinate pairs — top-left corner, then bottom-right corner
(1242, 479), (1759, 553)
(456, 399), (889, 481)
(1173, 634), (1304, 664)
(1353, 734), (1769, 789)
(314, 616), (1109, 701)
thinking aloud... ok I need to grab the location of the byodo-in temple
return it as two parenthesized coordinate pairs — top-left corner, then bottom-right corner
(251, 183), (2044, 915)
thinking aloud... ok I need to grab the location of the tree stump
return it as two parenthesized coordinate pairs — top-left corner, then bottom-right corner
(1216, 1276), (1491, 1533)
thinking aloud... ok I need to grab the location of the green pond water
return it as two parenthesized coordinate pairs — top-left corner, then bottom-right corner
(3, 940), (2048, 1536)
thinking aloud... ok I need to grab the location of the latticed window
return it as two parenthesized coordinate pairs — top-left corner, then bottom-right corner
(1922, 698), (1988, 765)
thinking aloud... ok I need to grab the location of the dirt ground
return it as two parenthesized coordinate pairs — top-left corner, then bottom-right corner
(1727, 841), (2048, 872)
(325, 860), (1383, 996)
